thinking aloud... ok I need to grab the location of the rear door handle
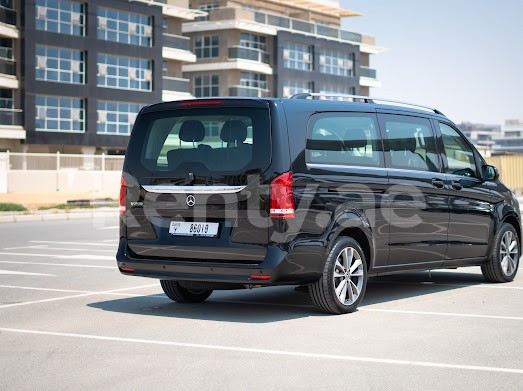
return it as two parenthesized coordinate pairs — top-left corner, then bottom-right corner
(451, 180), (463, 190)
(431, 179), (444, 188)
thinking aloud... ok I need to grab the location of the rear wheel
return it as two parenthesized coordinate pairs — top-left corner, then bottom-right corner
(309, 237), (367, 314)
(481, 223), (520, 283)
(160, 280), (213, 303)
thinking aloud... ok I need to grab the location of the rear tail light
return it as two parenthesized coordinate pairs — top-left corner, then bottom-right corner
(119, 175), (126, 215)
(270, 171), (295, 219)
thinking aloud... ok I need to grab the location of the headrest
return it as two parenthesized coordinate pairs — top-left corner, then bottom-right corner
(387, 127), (418, 153)
(343, 128), (368, 149)
(179, 120), (205, 142)
(220, 120), (247, 143)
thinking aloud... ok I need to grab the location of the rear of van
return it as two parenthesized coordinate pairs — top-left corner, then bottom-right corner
(116, 98), (319, 286)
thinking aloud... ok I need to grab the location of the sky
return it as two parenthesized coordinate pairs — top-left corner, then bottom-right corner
(340, 0), (523, 125)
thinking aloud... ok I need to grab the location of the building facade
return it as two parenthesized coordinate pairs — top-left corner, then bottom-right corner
(492, 120), (523, 155)
(0, 0), (381, 154)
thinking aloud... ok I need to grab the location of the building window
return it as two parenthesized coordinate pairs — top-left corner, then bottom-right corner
(97, 7), (152, 47)
(194, 35), (219, 58)
(194, 74), (219, 97)
(319, 84), (355, 100)
(35, 45), (85, 84)
(97, 53), (152, 91)
(0, 89), (13, 108)
(283, 42), (313, 71)
(35, 95), (84, 133)
(196, 3), (219, 21)
(35, 0), (85, 36)
(283, 80), (314, 97)
(240, 72), (267, 89)
(320, 49), (353, 76)
(240, 33), (267, 52)
(0, 38), (13, 60)
(97, 100), (142, 136)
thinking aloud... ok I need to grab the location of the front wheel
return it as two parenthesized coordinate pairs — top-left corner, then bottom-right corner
(160, 280), (213, 303)
(309, 237), (368, 314)
(481, 223), (520, 283)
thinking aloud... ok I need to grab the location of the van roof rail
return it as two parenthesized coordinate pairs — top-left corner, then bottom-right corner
(289, 92), (445, 116)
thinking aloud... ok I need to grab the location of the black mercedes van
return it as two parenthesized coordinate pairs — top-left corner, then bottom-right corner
(117, 94), (521, 314)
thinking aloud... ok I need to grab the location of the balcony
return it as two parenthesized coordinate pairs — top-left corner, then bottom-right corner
(228, 46), (269, 64)
(163, 76), (190, 93)
(229, 85), (269, 98)
(359, 66), (377, 79)
(163, 33), (191, 51)
(162, 33), (196, 62)
(0, 107), (22, 126)
(183, 7), (384, 54)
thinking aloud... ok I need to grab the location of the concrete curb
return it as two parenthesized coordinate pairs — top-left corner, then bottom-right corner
(0, 210), (118, 224)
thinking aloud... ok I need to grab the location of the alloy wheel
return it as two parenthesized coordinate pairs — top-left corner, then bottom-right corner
(500, 230), (519, 276)
(333, 246), (364, 305)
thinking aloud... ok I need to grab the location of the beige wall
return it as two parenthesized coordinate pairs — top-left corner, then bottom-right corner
(5, 170), (121, 194)
(486, 155), (523, 193)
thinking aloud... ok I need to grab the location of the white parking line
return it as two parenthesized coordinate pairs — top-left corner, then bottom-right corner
(30, 241), (116, 246)
(0, 327), (521, 374)
(3, 246), (115, 253)
(3, 245), (48, 250)
(0, 270), (56, 276)
(0, 284), (164, 298)
(99, 226), (119, 230)
(0, 260), (115, 269)
(372, 280), (523, 290)
(0, 284), (158, 309)
(0, 252), (114, 260)
(211, 300), (523, 321)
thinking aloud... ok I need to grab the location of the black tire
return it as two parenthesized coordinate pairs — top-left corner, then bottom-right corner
(481, 223), (520, 283)
(309, 236), (368, 314)
(160, 280), (213, 303)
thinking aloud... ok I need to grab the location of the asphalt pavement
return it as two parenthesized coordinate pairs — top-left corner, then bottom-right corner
(0, 217), (522, 390)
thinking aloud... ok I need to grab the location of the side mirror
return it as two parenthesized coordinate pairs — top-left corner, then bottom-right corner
(482, 165), (499, 181)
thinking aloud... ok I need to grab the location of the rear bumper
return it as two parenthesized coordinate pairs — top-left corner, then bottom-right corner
(116, 238), (325, 285)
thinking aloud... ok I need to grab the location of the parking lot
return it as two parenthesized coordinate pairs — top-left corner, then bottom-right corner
(0, 218), (521, 390)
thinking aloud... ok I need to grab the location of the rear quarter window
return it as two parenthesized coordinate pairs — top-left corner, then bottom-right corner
(126, 107), (271, 177)
(306, 112), (383, 167)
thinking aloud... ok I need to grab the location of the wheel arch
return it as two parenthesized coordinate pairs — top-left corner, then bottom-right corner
(325, 212), (374, 272)
(502, 213), (521, 249)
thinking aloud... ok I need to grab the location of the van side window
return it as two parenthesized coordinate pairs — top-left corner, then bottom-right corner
(306, 113), (383, 167)
(380, 114), (439, 172)
(439, 122), (477, 178)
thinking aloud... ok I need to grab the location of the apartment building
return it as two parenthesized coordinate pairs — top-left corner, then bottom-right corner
(184, 0), (383, 98)
(0, 0), (203, 154)
(492, 120), (523, 155)
(0, 0), (381, 154)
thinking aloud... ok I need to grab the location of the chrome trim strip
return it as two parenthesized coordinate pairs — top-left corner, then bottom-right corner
(142, 185), (247, 194)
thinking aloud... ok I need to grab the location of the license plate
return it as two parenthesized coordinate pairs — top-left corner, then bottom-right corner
(169, 222), (219, 237)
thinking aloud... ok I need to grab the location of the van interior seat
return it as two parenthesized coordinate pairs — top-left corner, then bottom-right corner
(217, 120), (252, 169)
(388, 128), (428, 170)
(167, 120), (211, 170)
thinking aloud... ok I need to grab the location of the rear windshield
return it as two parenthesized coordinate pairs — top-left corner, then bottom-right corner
(126, 107), (271, 177)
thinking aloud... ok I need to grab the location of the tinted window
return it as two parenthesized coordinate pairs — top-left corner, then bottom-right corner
(380, 114), (439, 172)
(126, 107), (270, 177)
(306, 113), (382, 167)
(439, 122), (477, 177)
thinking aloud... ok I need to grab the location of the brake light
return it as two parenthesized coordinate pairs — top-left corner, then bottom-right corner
(270, 172), (295, 219)
(119, 267), (135, 273)
(179, 100), (223, 107)
(119, 175), (126, 215)
(250, 274), (271, 280)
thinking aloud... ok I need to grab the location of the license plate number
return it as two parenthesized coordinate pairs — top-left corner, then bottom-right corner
(169, 222), (219, 237)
